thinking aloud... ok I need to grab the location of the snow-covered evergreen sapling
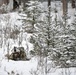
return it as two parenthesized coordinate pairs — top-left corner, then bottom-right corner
(22, 0), (44, 33)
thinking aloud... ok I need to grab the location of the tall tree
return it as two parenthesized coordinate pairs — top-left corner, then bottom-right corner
(48, 0), (51, 6)
(71, 0), (75, 8)
(62, 0), (68, 16)
(22, 0), (43, 33)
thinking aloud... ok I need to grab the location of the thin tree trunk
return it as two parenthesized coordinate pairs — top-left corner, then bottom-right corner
(62, 0), (68, 16)
(48, 0), (51, 6)
(7, 42), (9, 62)
(71, 0), (75, 8)
(44, 0), (51, 75)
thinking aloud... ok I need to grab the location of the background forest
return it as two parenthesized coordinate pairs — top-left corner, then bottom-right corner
(0, 0), (76, 75)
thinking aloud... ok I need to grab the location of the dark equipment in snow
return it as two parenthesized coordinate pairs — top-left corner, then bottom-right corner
(5, 46), (30, 61)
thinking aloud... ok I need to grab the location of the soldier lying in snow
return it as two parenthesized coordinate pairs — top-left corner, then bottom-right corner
(5, 47), (30, 61)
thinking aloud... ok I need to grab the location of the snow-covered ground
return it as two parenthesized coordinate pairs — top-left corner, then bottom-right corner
(0, 57), (38, 75)
(0, 1), (76, 75)
(0, 48), (76, 75)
